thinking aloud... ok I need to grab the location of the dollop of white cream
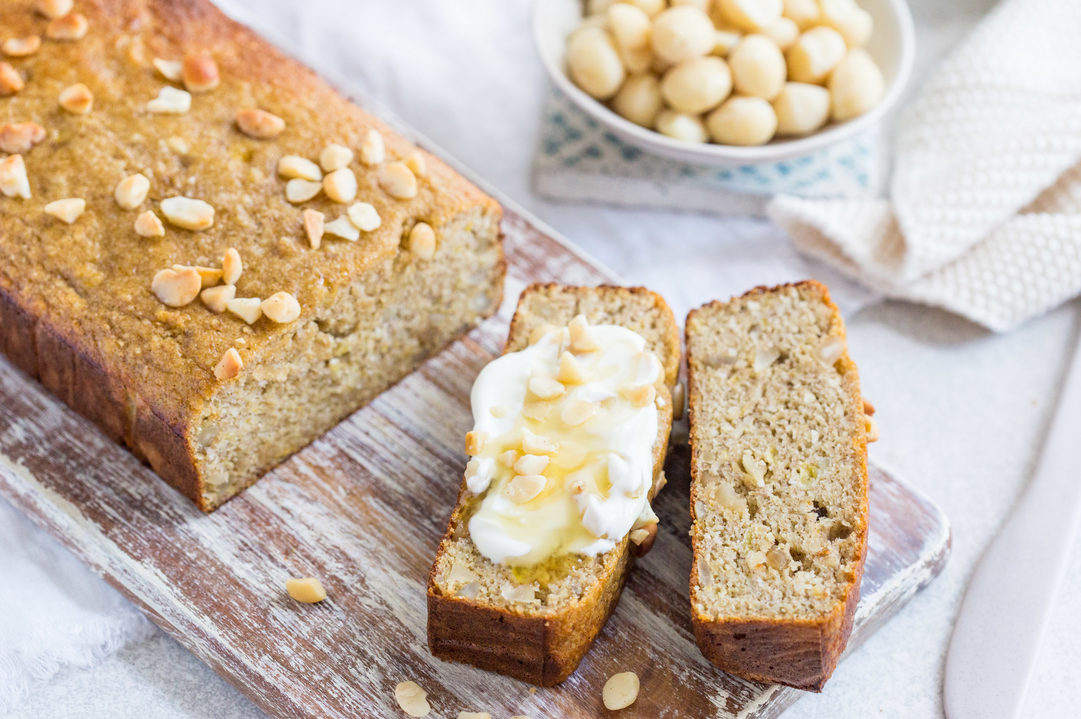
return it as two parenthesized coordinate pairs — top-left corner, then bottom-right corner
(463, 322), (662, 567)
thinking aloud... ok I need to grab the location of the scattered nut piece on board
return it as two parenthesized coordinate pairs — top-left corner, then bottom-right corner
(457, 713), (491, 719)
(3, 36), (41, 57)
(160, 196), (214, 230)
(359, 128), (385, 165)
(44, 198), (85, 224)
(153, 57), (183, 82)
(59, 83), (94, 114)
(261, 292), (301, 324)
(379, 162), (418, 200)
(285, 577), (326, 603)
(236, 108), (285, 138)
(0, 154), (31, 198)
(135, 210), (165, 237)
(394, 681), (431, 718)
(182, 52), (219, 93)
(320, 143), (353, 172)
(226, 297), (262, 324)
(0, 63), (23, 96)
(200, 284), (235, 313)
(222, 247), (242, 285)
(0, 122), (46, 154)
(629, 522), (658, 557)
(36, 0), (73, 19)
(865, 416), (880, 442)
(114, 173), (150, 210)
(152, 267), (201, 307)
(408, 222), (435, 260)
(147, 86), (192, 114)
(214, 348), (243, 380)
(46, 12), (89, 41)
(602, 671), (641, 710)
(302, 209), (324, 249)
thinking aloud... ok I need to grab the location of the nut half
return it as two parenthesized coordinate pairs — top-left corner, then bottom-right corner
(236, 108), (285, 139)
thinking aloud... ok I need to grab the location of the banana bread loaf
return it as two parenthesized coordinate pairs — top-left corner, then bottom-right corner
(427, 284), (680, 686)
(685, 281), (870, 691)
(0, 0), (504, 511)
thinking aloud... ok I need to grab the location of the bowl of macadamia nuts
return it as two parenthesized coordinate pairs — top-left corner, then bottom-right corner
(534, 0), (914, 165)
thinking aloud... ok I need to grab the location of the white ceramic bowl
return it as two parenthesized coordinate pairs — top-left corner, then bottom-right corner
(533, 0), (914, 166)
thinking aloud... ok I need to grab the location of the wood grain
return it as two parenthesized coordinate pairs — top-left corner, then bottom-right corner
(0, 205), (949, 719)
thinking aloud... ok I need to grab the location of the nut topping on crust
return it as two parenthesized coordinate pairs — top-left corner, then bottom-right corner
(0, 122), (46, 154)
(302, 209), (324, 249)
(277, 155), (322, 181)
(347, 202), (381, 232)
(134, 210), (165, 237)
(46, 12), (89, 41)
(394, 681), (431, 718)
(226, 297), (262, 324)
(214, 347), (243, 380)
(172, 265), (222, 288)
(602, 672), (640, 710)
(324, 216), (359, 241)
(378, 162), (418, 200)
(161, 196), (214, 230)
(152, 58), (183, 82)
(405, 151), (427, 178)
(236, 108), (285, 138)
(181, 52), (219, 93)
(222, 247), (242, 285)
(408, 222), (436, 260)
(323, 167), (357, 203)
(285, 178), (321, 203)
(261, 292), (301, 324)
(59, 83), (93, 114)
(0, 155), (31, 198)
(152, 267), (201, 307)
(147, 86), (192, 114)
(200, 284), (235, 313)
(36, 0), (73, 19)
(359, 129), (385, 166)
(319, 143), (353, 172)
(114, 173), (150, 210)
(44, 198), (85, 224)
(0, 63), (23, 96)
(3, 36), (41, 57)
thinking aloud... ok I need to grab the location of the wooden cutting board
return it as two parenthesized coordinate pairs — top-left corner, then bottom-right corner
(0, 202), (949, 719)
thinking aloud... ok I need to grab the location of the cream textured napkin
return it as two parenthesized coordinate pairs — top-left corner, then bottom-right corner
(768, 0), (1081, 332)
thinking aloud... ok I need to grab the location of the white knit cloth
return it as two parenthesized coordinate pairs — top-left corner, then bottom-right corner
(769, 0), (1081, 332)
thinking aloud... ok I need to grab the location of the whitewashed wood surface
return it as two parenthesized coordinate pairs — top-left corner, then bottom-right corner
(0, 204), (950, 719)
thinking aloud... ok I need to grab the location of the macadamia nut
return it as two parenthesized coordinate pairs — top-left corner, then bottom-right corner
(716, 0), (783, 33)
(651, 6), (716, 64)
(707, 96), (777, 145)
(608, 3), (651, 52)
(829, 48), (884, 121)
(661, 56), (732, 114)
(786, 26), (846, 84)
(763, 17), (799, 50)
(613, 73), (664, 126)
(728, 34), (787, 100)
(567, 28), (626, 100)
(819, 0), (873, 47)
(782, 0), (820, 29)
(655, 109), (709, 143)
(773, 81), (830, 135)
(712, 29), (742, 57)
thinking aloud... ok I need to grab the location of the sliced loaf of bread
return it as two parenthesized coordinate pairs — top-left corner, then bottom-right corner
(427, 284), (680, 686)
(686, 281), (870, 691)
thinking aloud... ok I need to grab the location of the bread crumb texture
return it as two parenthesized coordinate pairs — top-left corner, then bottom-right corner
(687, 282), (867, 621)
(0, 0), (503, 510)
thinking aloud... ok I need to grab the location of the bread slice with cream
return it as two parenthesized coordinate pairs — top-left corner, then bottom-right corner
(427, 284), (680, 686)
(686, 281), (872, 691)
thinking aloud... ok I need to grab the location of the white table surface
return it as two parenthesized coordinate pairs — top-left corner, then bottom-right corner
(6, 0), (1081, 717)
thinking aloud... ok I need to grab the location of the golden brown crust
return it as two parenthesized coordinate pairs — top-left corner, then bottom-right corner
(427, 284), (680, 686)
(685, 280), (869, 692)
(0, 0), (502, 510)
